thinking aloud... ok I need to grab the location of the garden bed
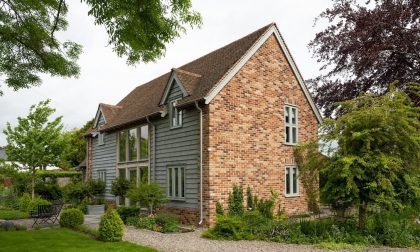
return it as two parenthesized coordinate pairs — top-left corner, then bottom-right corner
(0, 209), (29, 220)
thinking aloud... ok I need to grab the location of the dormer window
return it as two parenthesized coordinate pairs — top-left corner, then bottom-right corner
(170, 100), (183, 128)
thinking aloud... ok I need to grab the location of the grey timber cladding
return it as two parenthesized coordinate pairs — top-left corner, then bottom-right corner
(152, 81), (200, 209)
(92, 114), (116, 199)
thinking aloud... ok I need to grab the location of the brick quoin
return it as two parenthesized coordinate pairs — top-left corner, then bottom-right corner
(202, 35), (319, 226)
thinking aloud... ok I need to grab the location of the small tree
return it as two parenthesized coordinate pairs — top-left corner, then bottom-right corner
(228, 184), (244, 216)
(3, 100), (64, 198)
(111, 177), (130, 205)
(86, 179), (106, 203)
(126, 182), (166, 215)
(320, 84), (420, 229)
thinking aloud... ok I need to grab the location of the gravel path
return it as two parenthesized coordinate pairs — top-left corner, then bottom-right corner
(124, 227), (325, 252)
(123, 227), (419, 252)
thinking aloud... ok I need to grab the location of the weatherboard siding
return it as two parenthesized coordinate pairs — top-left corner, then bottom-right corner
(152, 81), (200, 209)
(92, 116), (117, 199)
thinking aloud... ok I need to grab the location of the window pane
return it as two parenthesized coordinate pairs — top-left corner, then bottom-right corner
(168, 168), (173, 197)
(129, 169), (137, 185)
(292, 127), (297, 144)
(286, 167), (290, 194)
(140, 167), (148, 184)
(291, 108), (296, 124)
(119, 169), (126, 179)
(177, 109), (183, 126)
(181, 168), (185, 198)
(140, 125), (149, 159)
(128, 128), (138, 161)
(285, 126), (290, 143)
(293, 167), (297, 194)
(171, 102), (177, 126)
(119, 131), (127, 162)
(175, 168), (179, 197)
(285, 106), (290, 123)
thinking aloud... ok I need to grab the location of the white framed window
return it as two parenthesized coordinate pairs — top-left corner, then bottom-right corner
(98, 170), (106, 183)
(98, 132), (105, 145)
(285, 105), (298, 144)
(170, 100), (183, 128)
(167, 167), (185, 199)
(285, 166), (299, 197)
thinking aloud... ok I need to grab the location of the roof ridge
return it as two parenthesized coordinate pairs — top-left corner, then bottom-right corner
(172, 68), (202, 78)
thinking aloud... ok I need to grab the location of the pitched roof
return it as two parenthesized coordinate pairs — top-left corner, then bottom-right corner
(95, 23), (273, 132)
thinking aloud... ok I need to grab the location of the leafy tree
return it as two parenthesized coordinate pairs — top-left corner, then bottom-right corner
(111, 177), (130, 201)
(0, 0), (202, 94)
(3, 100), (64, 198)
(320, 84), (420, 229)
(309, 0), (420, 117)
(59, 119), (94, 169)
(126, 182), (166, 215)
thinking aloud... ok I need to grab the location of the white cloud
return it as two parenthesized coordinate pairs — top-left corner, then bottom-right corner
(0, 0), (331, 145)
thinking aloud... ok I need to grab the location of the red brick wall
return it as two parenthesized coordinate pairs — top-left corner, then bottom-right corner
(158, 207), (200, 225)
(203, 35), (319, 225)
(86, 137), (93, 181)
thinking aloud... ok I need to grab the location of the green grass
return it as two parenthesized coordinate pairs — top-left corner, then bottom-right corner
(0, 209), (29, 220)
(0, 228), (157, 252)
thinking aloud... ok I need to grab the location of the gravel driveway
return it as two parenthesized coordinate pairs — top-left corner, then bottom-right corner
(123, 227), (326, 252)
(124, 227), (418, 252)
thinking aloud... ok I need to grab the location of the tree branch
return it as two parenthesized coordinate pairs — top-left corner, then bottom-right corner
(51, 0), (65, 39)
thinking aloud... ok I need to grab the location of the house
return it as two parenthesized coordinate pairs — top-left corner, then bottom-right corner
(85, 23), (321, 226)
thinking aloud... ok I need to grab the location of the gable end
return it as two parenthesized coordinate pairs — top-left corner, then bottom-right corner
(159, 71), (188, 105)
(204, 25), (322, 123)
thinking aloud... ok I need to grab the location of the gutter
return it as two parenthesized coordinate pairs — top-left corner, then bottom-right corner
(146, 116), (156, 183)
(195, 101), (204, 225)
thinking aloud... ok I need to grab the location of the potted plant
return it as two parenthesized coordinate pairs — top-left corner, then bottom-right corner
(86, 179), (106, 215)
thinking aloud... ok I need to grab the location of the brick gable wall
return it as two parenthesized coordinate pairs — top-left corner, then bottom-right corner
(202, 34), (319, 225)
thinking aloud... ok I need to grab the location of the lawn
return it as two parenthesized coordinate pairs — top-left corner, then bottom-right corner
(0, 209), (29, 220)
(0, 228), (157, 252)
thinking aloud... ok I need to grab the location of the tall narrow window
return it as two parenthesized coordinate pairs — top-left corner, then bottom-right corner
(140, 125), (149, 159)
(285, 165), (299, 197)
(128, 128), (138, 161)
(98, 170), (106, 183)
(118, 131), (127, 162)
(167, 167), (185, 199)
(170, 100), (182, 128)
(285, 105), (298, 144)
(98, 132), (105, 145)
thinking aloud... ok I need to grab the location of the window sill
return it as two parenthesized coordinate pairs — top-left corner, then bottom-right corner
(167, 197), (186, 202)
(285, 194), (300, 198)
(284, 142), (298, 146)
(117, 160), (149, 165)
(170, 125), (183, 130)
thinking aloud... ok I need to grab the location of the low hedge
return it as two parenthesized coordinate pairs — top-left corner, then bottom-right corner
(36, 171), (82, 180)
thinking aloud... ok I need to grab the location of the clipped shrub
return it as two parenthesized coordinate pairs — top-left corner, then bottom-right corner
(127, 216), (156, 230)
(99, 209), (124, 242)
(18, 193), (31, 212)
(59, 208), (84, 228)
(155, 213), (180, 233)
(228, 184), (244, 216)
(216, 201), (224, 216)
(117, 206), (140, 223)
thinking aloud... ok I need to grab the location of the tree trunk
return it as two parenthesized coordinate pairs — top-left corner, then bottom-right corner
(358, 202), (368, 230)
(31, 169), (35, 199)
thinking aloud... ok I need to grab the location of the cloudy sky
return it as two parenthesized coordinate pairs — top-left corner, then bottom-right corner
(0, 0), (332, 146)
